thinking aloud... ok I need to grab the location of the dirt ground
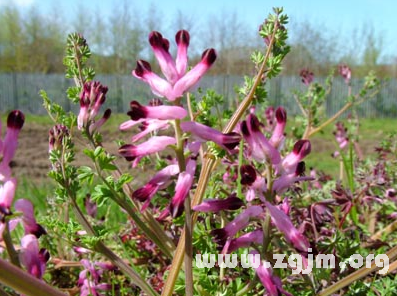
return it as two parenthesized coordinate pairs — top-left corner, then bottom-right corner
(11, 121), (380, 185)
(12, 122), (130, 184)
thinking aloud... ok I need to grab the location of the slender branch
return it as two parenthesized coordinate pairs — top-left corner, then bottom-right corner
(318, 244), (397, 296)
(172, 116), (193, 296)
(0, 258), (67, 296)
(2, 221), (21, 268)
(161, 17), (281, 296)
(305, 102), (353, 139)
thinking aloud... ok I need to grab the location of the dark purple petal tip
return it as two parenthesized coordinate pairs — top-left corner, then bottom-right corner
(293, 140), (311, 157)
(240, 165), (257, 186)
(240, 120), (249, 136)
(201, 48), (217, 65)
(296, 161), (306, 176)
(211, 228), (228, 246)
(132, 183), (157, 202)
(175, 30), (190, 46)
(149, 31), (164, 47)
(248, 114), (261, 132)
(275, 107), (287, 123)
(119, 144), (137, 161)
(31, 224), (47, 238)
(222, 132), (241, 150)
(103, 109), (112, 120)
(127, 101), (147, 121)
(134, 60), (152, 77)
(7, 110), (25, 129)
(169, 200), (184, 218)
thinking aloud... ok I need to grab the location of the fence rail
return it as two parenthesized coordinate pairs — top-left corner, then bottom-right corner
(0, 73), (396, 117)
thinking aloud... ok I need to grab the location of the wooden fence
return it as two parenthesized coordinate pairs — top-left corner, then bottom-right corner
(0, 73), (395, 117)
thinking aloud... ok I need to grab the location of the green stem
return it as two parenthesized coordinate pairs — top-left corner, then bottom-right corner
(235, 277), (258, 296)
(173, 117), (193, 296)
(68, 188), (159, 296)
(0, 258), (66, 296)
(161, 17), (281, 296)
(2, 221), (21, 268)
(318, 244), (397, 296)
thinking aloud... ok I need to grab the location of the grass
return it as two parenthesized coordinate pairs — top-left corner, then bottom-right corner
(300, 117), (397, 177)
(5, 112), (397, 203)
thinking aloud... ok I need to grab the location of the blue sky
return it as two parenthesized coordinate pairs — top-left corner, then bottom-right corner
(1, 0), (396, 59)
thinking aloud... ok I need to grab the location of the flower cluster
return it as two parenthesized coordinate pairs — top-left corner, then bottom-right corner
(77, 81), (111, 131)
(195, 107), (313, 294)
(119, 30), (241, 218)
(0, 111), (49, 281)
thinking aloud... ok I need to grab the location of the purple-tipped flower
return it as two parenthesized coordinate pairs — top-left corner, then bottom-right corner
(181, 121), (241, 151)
(20, 234), (49, 279)
(272, 162), (313, 194)
(0, 110), (24, 180)
(14, 199), (47, 238)
(133, 164), (179, 210)
(119, 136), (176, 162)
(241, 114), (281, 165)
(240, 165), (267, 201)
(89, 108), (111, 133)
(0, 178), (17, 218)
(49, 124), (69, 152)
(265, 201), (310, 252)
(175, 30), (190, 76)
(240, 165), (257, 185)
(249, 250), (293, 296)
(228, 229), (263, 252)
(127, 100), (187, 121)
(77, 81), (109, 130)
(211, 206), (263, 247)
(339, 64), (351, 85)
(269, 107), (287, 149)
(332, 121), (349, 158)
(281, 140), (311, 174)
(169, 159), (196, 218)
(300, 68), (314, 86)
(133, 30), (216, 101)
(78, 259), (112, 296)
(193, 194), (244, 213)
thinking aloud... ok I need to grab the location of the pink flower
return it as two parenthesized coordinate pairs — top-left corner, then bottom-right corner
(77, 81), (109, 130)
(339, 64), (351, 84)
(127, 100), (187, 121)
(241, 114), (281, 165)
(0, 110), (24, 181)
(14, 199), (47, 238)
(272, 162), (313, 194)
(133, 164), (179, 210)
(119, 136), (176, 164)
(181, 121), (241, 151)
(20, 234), (49, 279)
(211, 206), (263, 247)
(249, 250), (293, 296)
(281, 140), (311, 174)
(169, 159), (197, 218)
(133, 30), (217, 101)
(48, 124), (69, 152)
(228, 229), (263, 252)
(269, 107), (287, 149)
(0, 178), (17, 217)
(300, 68), (314, 86)
(265, 201), (310, 252)
(193, 194), (244, 213)
(240, 165), (267, 201)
